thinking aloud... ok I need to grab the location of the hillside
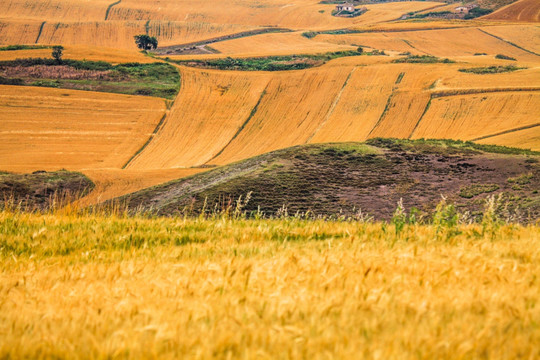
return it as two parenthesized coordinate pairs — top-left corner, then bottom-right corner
(118, 139), (539, 221)
(0, 170), (94, 210)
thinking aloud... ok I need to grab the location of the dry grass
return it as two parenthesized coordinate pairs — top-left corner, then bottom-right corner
(0, 210), (539, 359)
(482, 0), (540, 22)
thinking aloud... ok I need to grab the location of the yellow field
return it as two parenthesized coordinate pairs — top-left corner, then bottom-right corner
(0, 45), (154, 63)
(1, 212), (539, 359)
(0, 86), (165, 172)
(411, 91), (540, 140)
(209, 32), (356, 57)
(477, 125), (540, 150)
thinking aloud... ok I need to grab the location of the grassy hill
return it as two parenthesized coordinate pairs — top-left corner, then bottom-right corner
(117, 139), (539, 222)
(0, 170), (94, 210)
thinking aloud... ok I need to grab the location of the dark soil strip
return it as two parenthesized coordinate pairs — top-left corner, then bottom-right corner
(154, 28), (292, 55)
(306, 67), (356, 143)
(471, 123), (540, 141)
(145, 20), (151, 35)
(401, 39), (429, 55)
(432, 87), (540, 98)
(408, 96), (432, 139)
(122, 107), (169, 169)
(204, 83), (270, 165)
(367, 76), (402, 137)
(35, 22), (46, 44)
(477, 28), (540, 57)
(105, 0), (121, 21)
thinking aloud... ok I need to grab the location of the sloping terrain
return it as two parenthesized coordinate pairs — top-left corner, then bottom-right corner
(482, 0), (540, 22)
(118, 140), (539, 221)
(0, 170), (94, 210)
(0, 85), (165, 172)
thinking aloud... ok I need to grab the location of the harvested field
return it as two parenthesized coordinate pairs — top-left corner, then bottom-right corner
(0, 85), (165, 172)
(411, 91), (540, 140)
(476, 125), (540, 150)
(209, 32), (356, 57)
(126, 67), (272, 169)
(481, 0), (540, 22)
(480, 25), (540, 54)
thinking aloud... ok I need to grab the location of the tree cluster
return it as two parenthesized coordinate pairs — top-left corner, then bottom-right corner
(134, 35), (158, 50)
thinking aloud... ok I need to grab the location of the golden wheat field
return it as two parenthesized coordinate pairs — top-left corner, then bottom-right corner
(0, 211), (539, 359)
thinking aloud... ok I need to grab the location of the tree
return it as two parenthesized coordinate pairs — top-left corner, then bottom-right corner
(357, 46), (363, 54)
(52, 45), (64, 63)
(134, 35), (158, 50)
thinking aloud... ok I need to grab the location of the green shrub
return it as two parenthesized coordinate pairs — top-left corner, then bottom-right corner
(495, 54), (516, 61)
(458, 65), (523, 74)
(459, 184), (499, 199)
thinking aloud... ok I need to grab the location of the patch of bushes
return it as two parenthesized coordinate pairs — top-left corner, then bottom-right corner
(508, 173), (533, 185)
(172, 51), (364, 71)
(0, 76), (24, 85)
(0, 45), (51, 51)
(301, 31), (318, 39)
(464, 7), (493, 19)
(458, 65), (524, 74)
(392, 55), (454, 64)
(495, 54), (516, 61)
(459, 184), (499, 198)
(0, 59), (180, 99)
(409, 11), (453, 19)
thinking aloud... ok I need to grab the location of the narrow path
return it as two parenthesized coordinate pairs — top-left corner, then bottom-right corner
(477, 28), (540, 57)
(401, 39), (429, 55)
(471, 123), (540, 141)
(306, 67), (357, 143)
(432, 87), (540, 98)
(105, 0), (122, 21)
(35, 21), (46, 44)
(203, 82), (271, 165)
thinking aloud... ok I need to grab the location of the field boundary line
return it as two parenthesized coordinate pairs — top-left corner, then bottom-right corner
(204, 82), (271, 165)
(306, 67), (357, 143)
(432, 87), (540, 97)
(105, 0), (122, 21)
(408, 96), (432, 139)
(471, 123), (540, 141)
(477, 28), (540, 57)
(367, 73), (403, 137)
(121, 110), (169, 169)
(35, 22), (46, 44)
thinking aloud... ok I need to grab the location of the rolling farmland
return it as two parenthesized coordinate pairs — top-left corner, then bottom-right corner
(0, 0), (538, 201)
(0, 0), (539, 357)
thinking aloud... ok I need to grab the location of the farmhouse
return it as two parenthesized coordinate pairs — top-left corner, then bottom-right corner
(454, 4), (478, 13)
(336, 3), (355, 12)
